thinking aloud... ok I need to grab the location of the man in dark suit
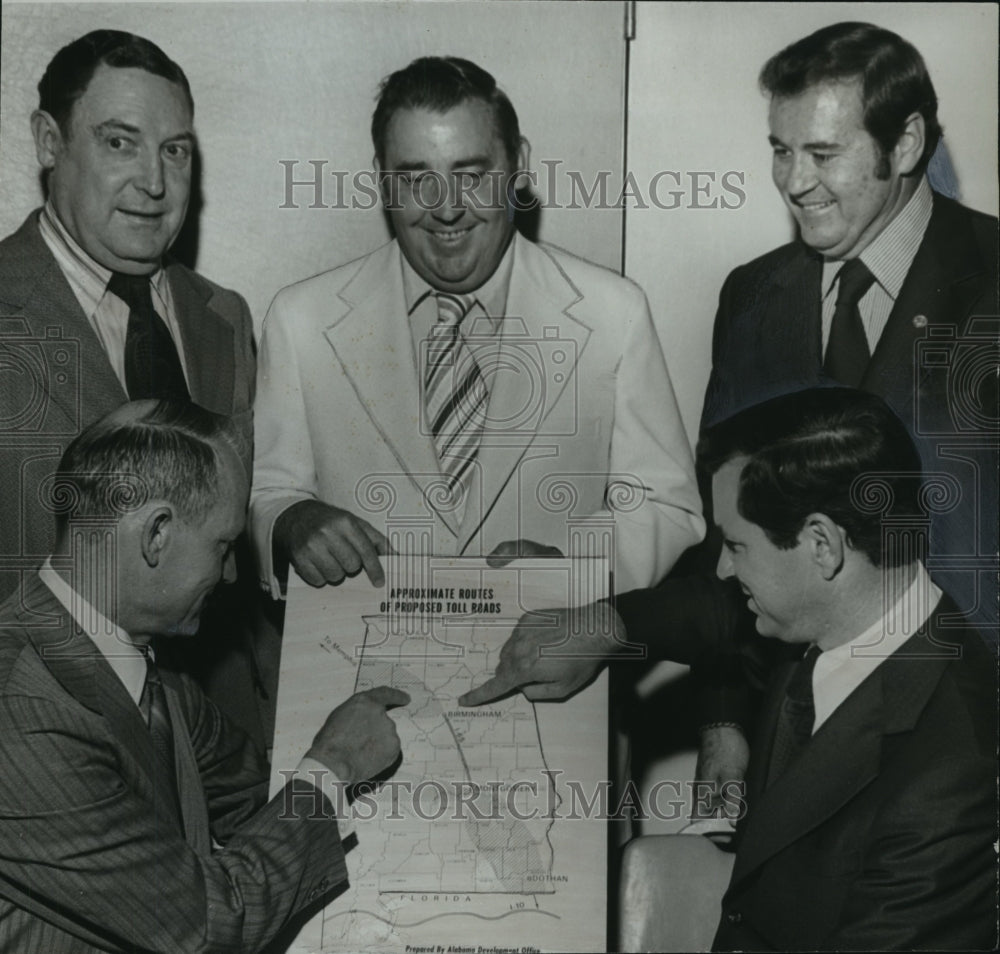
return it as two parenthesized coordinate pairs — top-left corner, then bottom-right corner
(703, 21), (998, 640)
(462, 22), (997, 790)
(700, 389), (997, 951)
(0, 30), (260, 737)
(0, 400), (409, 952)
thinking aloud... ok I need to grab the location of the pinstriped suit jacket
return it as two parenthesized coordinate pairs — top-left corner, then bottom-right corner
(0, 575), (348, 953)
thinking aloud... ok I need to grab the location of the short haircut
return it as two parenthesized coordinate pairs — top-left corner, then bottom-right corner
(52, 401), (239, 536)
(37, 29), (193, 134)
(699, 388), (923, 567)
(760, 22), (942, 175)
(371, 56), (521, 167)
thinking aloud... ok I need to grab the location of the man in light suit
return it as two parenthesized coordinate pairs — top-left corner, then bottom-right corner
(0, 401), (409, 952)
(0, 30), (261, 738)
(700, 388), (996, 950)
(251, 56), (702, 601)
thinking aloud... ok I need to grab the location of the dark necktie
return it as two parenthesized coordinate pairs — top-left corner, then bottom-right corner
(767, 644), (822, 787)
(107, 271), (191, 402)
(424, 292), (489, 504)
(139, 651), (182, 822)
(823, 258), (876, 388)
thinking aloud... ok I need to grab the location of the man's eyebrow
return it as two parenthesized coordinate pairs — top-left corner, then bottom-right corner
(802, 139), (842, 151)
(450, 155), (492, 169)
(91, 120), (196, 144)
(93, 119), (141, 136)
(389, 156), (493, 173)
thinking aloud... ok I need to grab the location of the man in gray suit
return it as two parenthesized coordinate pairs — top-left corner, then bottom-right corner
(0, 29), (255, 604)
(0, 400), (409, 952)
(0, 30), (261, 738)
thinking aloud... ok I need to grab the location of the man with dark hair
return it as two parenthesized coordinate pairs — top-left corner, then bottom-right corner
(701, 389), (997, 950)
(251, 56), (702, 607)
(0, 29), (254, 599)
(0, 29), (259, 736)
(704, 21), (997, 635)
(462, 23), (997, 794)
(0, 400), (409, 952)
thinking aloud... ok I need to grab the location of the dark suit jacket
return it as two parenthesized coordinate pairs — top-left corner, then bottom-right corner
(0, 210), (256, 604)
(702, 192), (999, 635)
(0, 575), (347, 953)
(712, 598), (998, 951)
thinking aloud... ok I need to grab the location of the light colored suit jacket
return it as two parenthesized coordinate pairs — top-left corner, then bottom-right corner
(251, 234), (703, 597)
(0, 575), (348, 952)
(0, 211), (256, 603)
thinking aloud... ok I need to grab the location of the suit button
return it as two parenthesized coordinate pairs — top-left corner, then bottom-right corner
(912, 314), (928, 328)
(726, 911), (743, 925)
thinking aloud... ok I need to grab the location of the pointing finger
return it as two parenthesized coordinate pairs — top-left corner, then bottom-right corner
(365, 686), (410, 708)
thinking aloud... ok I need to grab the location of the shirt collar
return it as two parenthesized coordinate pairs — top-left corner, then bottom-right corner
(39, 199), (168, 317)
(37, 557), (148, 706)
(401, 233), (517, 334)
(821, 177), (933, 301)
(811, 562), (941, 729)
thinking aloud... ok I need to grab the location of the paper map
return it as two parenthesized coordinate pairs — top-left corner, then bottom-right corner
(269, 557), (609, 953)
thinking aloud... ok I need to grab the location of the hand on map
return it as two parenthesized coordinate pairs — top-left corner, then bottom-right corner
(459, 601), (625, 705)
(485, 539), (564, 565)
(307, 686), (410, 783)
(274, 499), (393, 587)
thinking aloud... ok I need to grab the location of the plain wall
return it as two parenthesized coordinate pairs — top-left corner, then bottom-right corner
(0, 0), (629, 330)
(625, 1), (1000, 442)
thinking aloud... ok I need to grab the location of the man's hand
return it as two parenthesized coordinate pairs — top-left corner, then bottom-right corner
(485, 539), (563, 566)
(694, 723), (750, 815)
(306, 686), (410, 784)
(274, 499), (391, 587)
(459, 601), (624, 705)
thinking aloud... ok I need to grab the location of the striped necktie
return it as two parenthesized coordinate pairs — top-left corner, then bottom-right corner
(424, 292), (489, 503)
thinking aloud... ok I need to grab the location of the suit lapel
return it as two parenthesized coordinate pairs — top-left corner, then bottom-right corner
(167, 262), (237, 415)
(756, 246), (824, 384)
(0, 212), (125, 429)
(731, 624), (953, 891)
(863, 194), (988, 416)
(16, 574), (184, 838)
(458, 237), (592, 551)
(322, 244), (454, 533)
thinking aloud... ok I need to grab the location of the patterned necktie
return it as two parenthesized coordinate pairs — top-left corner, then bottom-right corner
(823, 258), (877, 388)
(139, 650), (182, 822)
(767, 644), (822, 787)
(424, 292), (489, 501)
(107, 271), (191, 402)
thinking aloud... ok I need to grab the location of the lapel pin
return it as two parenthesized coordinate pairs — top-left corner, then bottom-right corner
(912, 314), (928, 328)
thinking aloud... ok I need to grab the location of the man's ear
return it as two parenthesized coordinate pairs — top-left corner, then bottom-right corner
(31, 110), (63, 170)
(140, 505), (174, 568)
(802, 513), (846, 581)
(893, 111), (926, 177)
(373, 155), (393, 209)
(512, 136), (532, 191)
